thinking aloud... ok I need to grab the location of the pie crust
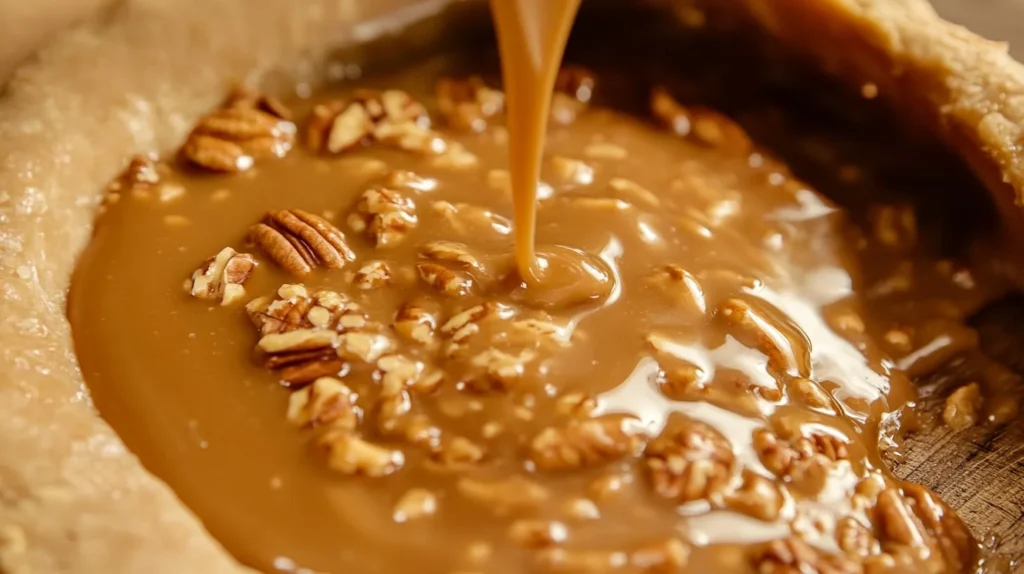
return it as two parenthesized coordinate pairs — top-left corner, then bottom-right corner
(1, 0), (1022, 572)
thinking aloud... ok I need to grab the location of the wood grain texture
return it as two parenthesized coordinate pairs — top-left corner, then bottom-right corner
(898, 298), (1024, 571)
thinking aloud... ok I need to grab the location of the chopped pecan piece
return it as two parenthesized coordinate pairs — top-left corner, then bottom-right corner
(337, 331), (393, 364)
(753, 537), (859, 574)
(440, 303), (503, 340)
(529, 415), (646, 472)
(307, 90), (442, 155)
(352, 261), (392, 290)
(287, 377), (360, 429)
(393, 300), (439, 346)
(419, 240), (486, 274)
(348, 187), (418, 247)
(457, 475), (549, 513)
(250, 209), (355, 276)
(650, 87), (751, 154)
(555, 392), (599, 418)
(392, 488), (438, 523)
(186, 247), (257, 305)
(431, 436), (486, 469)
(835, 517), (877, 559)
(435, 76), (505, 132)
(417, 263), (473, 297)
(508, 520), (569, 548)
(724, 470), (785, 522)
(463, 348), (536, 391)
(942, 382), (982, 431)
(246, 284), (367, 337)
(432, 200), (513, 237)
(754, 428), (849, 494)
(182, 102), (296, 172)
(377, 354), (440, 395)
(318, 429), (404, 477)
(644, 415), (734, 503)
(550, 66), (596, 126)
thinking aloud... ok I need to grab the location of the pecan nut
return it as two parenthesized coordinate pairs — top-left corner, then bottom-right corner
(257, 328), (344, 387)
(529, 415), (647, 472)
(348, 187), (418, 247)
(246, 284), (367, 337)
(186, 247), (257, 305)
(753, 428), (849, 494)
(644, 414), (734, 503)
(250, 209), (355, 276)
(287, 376), (360, 429)
(307, 89), (441, 155)
(182, 101), (296, 172)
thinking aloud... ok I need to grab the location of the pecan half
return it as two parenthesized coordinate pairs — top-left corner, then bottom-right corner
(186, 247), (257, 305)
(644, 415), (734, 503)
(529, 415), (647, 472)
(182, 101), (296, 172)
(257, 328), (344, 387)
(250, 209), (355, 276)
(347, 187), (418, 247)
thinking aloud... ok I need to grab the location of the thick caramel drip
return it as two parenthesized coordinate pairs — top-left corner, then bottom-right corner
(490, 0), (581, 285)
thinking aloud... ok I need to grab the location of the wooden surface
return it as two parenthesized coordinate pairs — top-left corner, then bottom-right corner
(897, 301), (1024, 571)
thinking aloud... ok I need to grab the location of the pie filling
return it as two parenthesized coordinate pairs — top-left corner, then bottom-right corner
(68, 12), (1017, 574)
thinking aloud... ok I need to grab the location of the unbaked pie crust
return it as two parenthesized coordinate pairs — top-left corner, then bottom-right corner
(1, 0), (1022, 572)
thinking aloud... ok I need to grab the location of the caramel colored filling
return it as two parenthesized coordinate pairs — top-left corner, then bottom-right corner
(70, 48), (1012, 573)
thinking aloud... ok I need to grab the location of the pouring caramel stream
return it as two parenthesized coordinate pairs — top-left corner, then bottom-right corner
(491, 0), (581, 286)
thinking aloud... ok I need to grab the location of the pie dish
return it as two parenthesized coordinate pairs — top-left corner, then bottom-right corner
(1, 0), (1024, 573)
